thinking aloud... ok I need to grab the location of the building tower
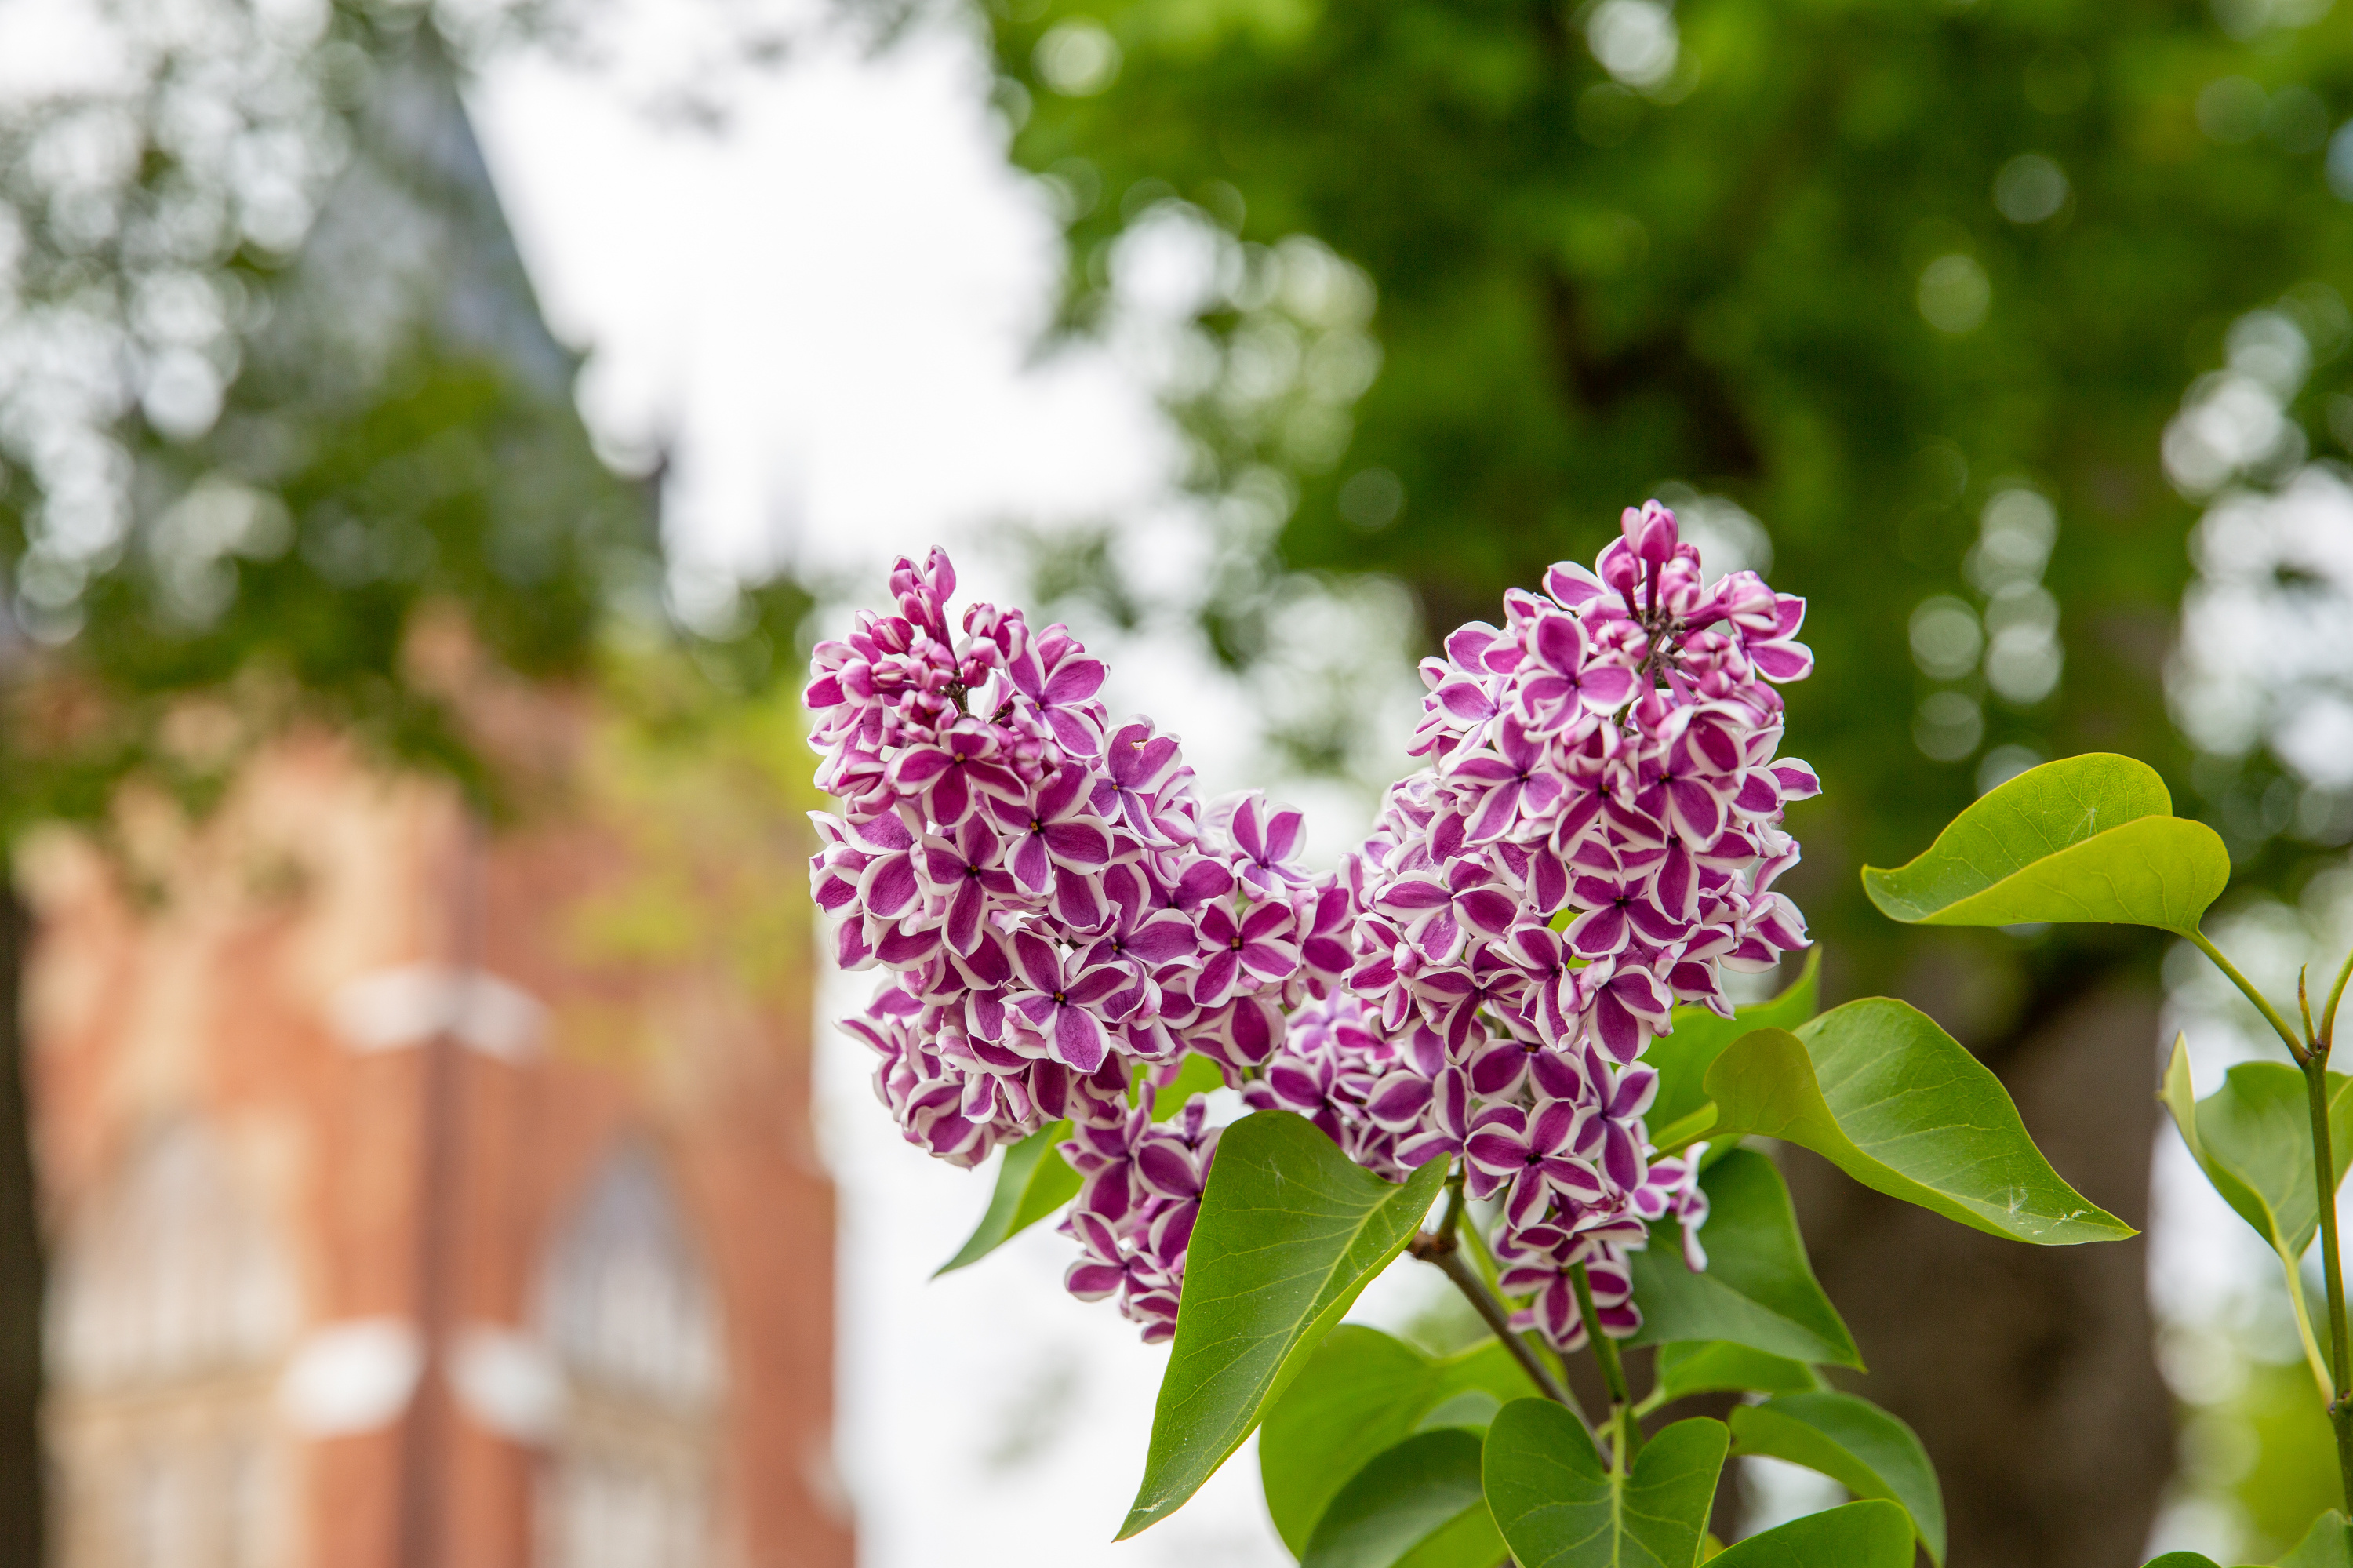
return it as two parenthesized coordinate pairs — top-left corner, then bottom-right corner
(22, 26), (849, 1568)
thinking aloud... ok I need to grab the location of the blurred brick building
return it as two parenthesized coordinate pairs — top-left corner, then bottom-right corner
(9, 25), (850, 1568)
(21, 710), (849, 1568)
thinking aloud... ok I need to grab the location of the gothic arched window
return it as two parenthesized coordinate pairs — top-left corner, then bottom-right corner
(535, 1143), (725, 1568)
(48, 1120), (300, 1568)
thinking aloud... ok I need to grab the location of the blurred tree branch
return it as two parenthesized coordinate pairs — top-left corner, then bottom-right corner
(0, 4), (818, 1555)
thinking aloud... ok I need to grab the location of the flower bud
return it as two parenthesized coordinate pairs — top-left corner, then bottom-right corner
(1620, 500), (1680, 566)
(1657, 554), (1706, 618)
(1597, 538), (1644, 602)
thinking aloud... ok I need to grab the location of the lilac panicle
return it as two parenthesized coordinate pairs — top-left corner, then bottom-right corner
(805, 549), (1310, 1339)
(808, 501), (1816, 1349)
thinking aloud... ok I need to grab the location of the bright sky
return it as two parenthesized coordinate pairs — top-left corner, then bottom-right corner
(466, 15), (1418, 1567)
(471, 23), (1171, 593)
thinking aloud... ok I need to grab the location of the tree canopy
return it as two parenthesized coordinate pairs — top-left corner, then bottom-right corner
(987, 0), (2353, 975)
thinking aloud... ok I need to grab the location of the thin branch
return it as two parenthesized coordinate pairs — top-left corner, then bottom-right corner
(2305, 1054), (2353, 1513)
(1411, 1233), (1583, 1417)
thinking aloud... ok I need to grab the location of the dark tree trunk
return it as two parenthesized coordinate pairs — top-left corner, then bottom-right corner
(0, 885), (42, 1567)
(1786, 979), (2169, 1568)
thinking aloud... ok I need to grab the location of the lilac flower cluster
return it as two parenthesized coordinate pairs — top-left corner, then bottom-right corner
(810, 551), (1321, 1341)
(810, 502), (1819, 1352)
(1235, 502), (1817, 1348)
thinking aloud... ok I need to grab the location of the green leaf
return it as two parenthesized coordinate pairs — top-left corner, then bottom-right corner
(1728, 1392), (1946, 1565)
(1119, 1112), (1449, 1540)
(1860, 752), (2228, 936)
(1627, 1148), (1860, 1369)
(1392, 1508), (1513, 1568)
(2160, 1038), (2353, 1265)
(1697, 999), (2134, 1245)
(1482, 1400), (1729, 1568)
(2160, 1037), (2353, 1400)
(1300, 1430), (1499, 1568)
(935, 1057), (1225, 1276)
(1649, 1341), (1824, 1406)
(933, 1122), (1081, 1276)
(2275, 1511), (2353, 1568)
(2136, 1522), (2353, 1568)
(1649, 951), (1822, 1140)
(1261, 1325), (1533, 1554)
(1707, 1501), (1915, 1567)
(1415, 1388), (1507, 1433)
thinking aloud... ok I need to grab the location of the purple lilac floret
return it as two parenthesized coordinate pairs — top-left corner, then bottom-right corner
(809, 501), (1818, 1350)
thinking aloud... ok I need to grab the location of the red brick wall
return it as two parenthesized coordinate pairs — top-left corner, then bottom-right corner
(24, 717), (851, 1568)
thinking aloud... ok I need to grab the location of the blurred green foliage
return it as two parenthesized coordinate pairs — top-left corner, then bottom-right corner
(2172, 1337), (2341, 1561)
(0, 10), (758, 1562)
(2231, 1357), (2339, 1559)
(30, 344), (652, 814)
(0, 2), (800, 838)
(985, 0), (2353, 1006)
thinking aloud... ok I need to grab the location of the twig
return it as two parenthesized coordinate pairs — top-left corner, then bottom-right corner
(1408, 1229), (1582, 1417)
(2306, 1052), (2353, 1513)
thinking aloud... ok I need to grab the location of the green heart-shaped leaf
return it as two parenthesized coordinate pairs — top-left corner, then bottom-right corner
(1261, 1325), (1533, 1554)
(1391, 1511), (1512, 1568)
(1300, 1429), (1500, 1568)
(1860, 752), (2228, 936)
(1118, 1112), (1449, 1539)
(1649, 1341), (1823, 1407)
(2144, 1514), (2353, 1568)
(1729, 1392), (1946, 1564)
(1648, 951), (1821, 1142)
(2163, 1039), (2353, 1399)
(1482, 1399), (1728, 1568)
(1696, 999), (2133, 1245)
(2161, 1038), (2353, 1266)
(933, 1122), (1080, 1275)
(1707, 1501), (1914, 1566)
(2277, 1511), (2353, 1568)
(1627, 1148), (1860, 1368)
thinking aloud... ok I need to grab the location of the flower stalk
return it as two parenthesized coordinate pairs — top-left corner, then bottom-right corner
(1570, 1261), (1641, 1466)
(1410, 1222), (1581, 1416)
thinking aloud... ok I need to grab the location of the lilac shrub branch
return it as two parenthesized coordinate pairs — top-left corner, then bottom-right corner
(2300, 1046), (2353, 1512)
(2185, 919), (2353, 1510)
(1409, 1220), (1581, 1414)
